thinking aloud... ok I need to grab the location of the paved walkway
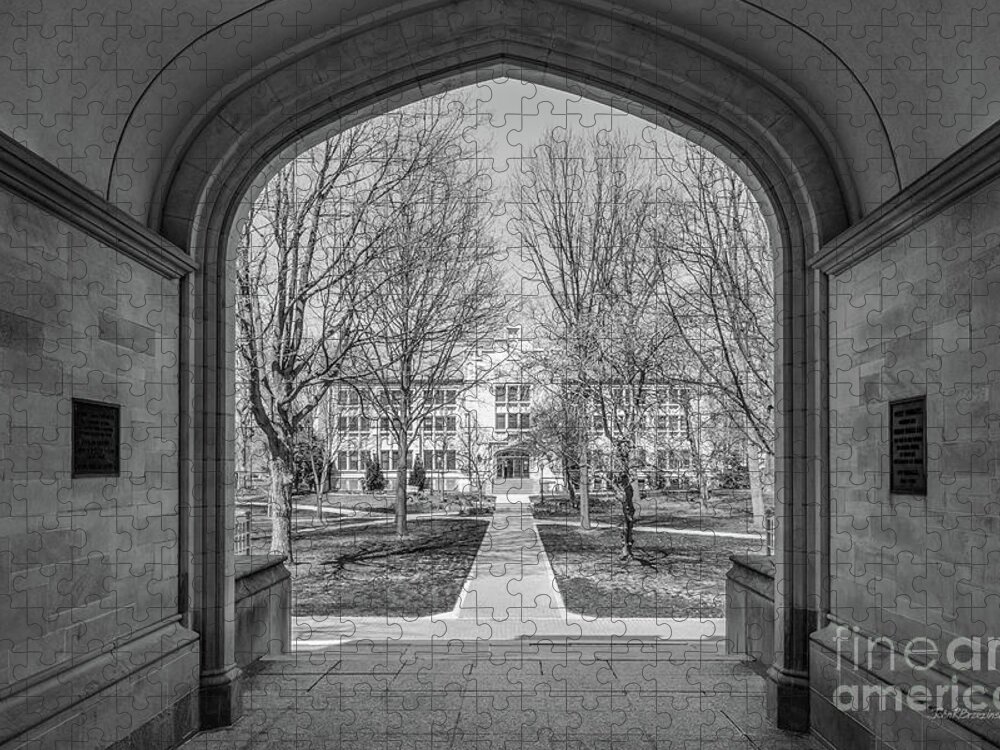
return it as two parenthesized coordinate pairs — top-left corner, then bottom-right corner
(181, 640), (820, 749)
(294, 495), (724, 648)
(179, 498), (819, 749)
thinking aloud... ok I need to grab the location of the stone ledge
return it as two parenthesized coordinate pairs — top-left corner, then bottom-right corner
(235, 554), (289, 599)
(0, 619), (200, 748)
(0, 130), (196, 279)
(810, 622), (1000, 749)
(727, 553), (775, 600)
(814, 119), (1000, 275)
(234, 555), (291, 670)
(725, 554), (775, 677)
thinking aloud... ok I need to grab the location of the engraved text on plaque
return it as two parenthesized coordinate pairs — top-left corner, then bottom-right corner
(72, 399), (120, 477)
(890, 397), (926, 495)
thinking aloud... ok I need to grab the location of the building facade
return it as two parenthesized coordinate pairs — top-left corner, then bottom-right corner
(324, 327), (705, 495)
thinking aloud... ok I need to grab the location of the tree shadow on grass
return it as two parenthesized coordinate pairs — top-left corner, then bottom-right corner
(319, 534), (475, 574)
(291, 520), (490, 617)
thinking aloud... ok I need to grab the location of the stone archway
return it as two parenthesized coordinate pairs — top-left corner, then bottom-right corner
(140, 0), (860, 732)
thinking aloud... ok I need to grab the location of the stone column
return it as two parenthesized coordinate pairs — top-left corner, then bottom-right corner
(181, 258), (243, 729)
(765, 245), (827, 731)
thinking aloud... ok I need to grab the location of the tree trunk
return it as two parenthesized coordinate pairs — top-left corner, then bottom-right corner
(696, 463), (710, 512)
(748, 439), (766, 529)
(310, 458), (327, 525)
(267, 456), (278, 519)
(316, 463), (327, 525)
(617, 471), (636, 561)
(269, 451), (294, 562)
(564, 465), (577, 506)
(579, 440), (591, 530)
(683, 406), (709, 512)
(395, 432), (409, 536)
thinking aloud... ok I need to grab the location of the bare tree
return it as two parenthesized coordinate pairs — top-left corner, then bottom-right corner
(524, 373), (590, 511)
(304, 387), (353, 524)
(456, 412), (497, 508)
(585, 283), (682, 560)
(344, 98), (508, 535)
(654, 143), (774, 526)
(235, 103), (466, 559)
(511, 129), (674, 558)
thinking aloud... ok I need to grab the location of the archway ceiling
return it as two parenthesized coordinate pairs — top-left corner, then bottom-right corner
(0, 0), (994, 224)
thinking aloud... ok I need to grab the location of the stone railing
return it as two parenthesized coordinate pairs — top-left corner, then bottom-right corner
(235, 555), (291, 669)
(725, 553), (775, 675)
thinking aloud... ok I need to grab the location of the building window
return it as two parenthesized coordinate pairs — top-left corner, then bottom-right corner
(337, 450), (362, 471)
(421, 450), (457, 471)
(419, 412), (458, 435)
(431, 388), (457, 405)
(497, 384), (530, 404)
(496, 383), (531, 432)
(337, 388), (362, 406)
(655, 413), (684, 435)
(379, 450), (419, 470)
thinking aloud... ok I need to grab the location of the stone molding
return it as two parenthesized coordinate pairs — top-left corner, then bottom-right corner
(726, 554), (775, 601)
(0, 131), (196, 279)
(814, 120), (1000, 276)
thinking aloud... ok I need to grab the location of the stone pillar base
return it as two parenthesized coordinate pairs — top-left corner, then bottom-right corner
(766, 663), (811, 732)
(199, 665), (243, 730)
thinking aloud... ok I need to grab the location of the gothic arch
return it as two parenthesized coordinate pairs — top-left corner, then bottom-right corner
(149, 0), (851, 730)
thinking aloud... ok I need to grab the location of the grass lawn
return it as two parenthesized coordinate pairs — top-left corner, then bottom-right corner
(532, 490), (759, 535)
(250, 519), (489, 618)
(538, 524), (762, 619)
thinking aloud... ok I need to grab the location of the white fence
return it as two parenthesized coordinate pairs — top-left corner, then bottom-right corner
(764, 509), (775, 556)
(235, 508), (252, 556)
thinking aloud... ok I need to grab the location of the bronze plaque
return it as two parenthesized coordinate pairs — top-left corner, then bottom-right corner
(72, 399), (120, 476)
(890, 397), (926, 494)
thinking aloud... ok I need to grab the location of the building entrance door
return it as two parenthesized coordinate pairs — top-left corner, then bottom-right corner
(496, 453), (530, 479)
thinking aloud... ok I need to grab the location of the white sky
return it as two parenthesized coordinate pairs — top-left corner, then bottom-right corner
(460, 77), (661, 173)
(442, 78), (692, 328)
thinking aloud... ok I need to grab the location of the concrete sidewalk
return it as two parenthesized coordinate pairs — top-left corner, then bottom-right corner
(293, 495), (724, 648)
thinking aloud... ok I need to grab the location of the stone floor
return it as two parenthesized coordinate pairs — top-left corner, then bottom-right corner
(181, 497), (817, 748)
(180, 640), (821, 749)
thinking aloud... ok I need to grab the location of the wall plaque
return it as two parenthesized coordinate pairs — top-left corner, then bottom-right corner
(890, 397), (926, 494)
(72, 399), (120, 476)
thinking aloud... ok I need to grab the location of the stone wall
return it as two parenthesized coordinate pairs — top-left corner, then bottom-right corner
(235, 556), (291, 669)
(815, 159), (1000, 748)
(725, 554), (775, 676)
(0, 171), (199, 747)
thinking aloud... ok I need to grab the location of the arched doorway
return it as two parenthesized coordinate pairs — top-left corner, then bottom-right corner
(132, 0), (860, 733)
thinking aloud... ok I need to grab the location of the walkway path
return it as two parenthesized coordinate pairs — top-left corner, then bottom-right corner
(179, 499), (820, 749)
(293, 495), (724, 648)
